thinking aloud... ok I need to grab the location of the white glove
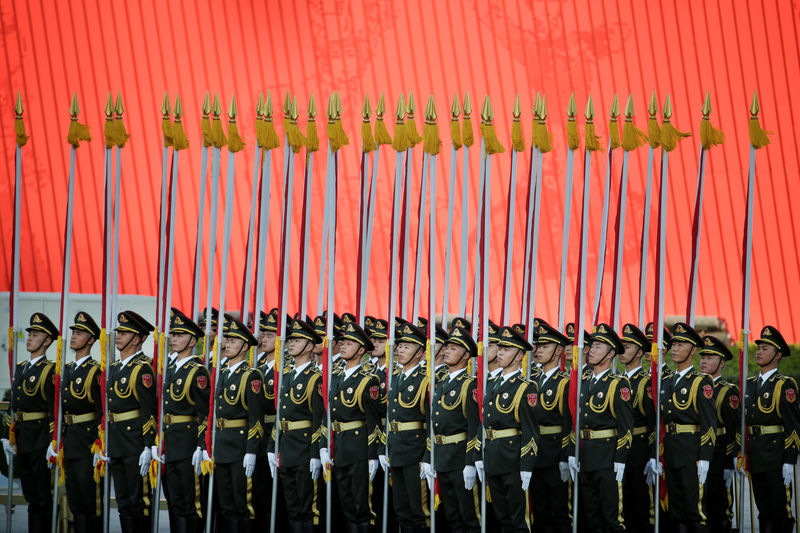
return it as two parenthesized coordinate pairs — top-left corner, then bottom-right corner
(310, 458), (321, 480)
(2, 439), (15, 467)
(378, 454), (389, 472)
(463, 465), (477, 489)
(697, 459), (710, 485)
(558, 461), (570, 482)
(151, 445), (164, 464)
(733, 456), (745, 475)
(191, 447), (203, 475)
(45, 442), (58, 469)
(644, 458), (663, 486)
(369, 459), (379, 481)
(92, 452), (108, 468)
(783, 463), (794, 486)
(520, 470), (532, 491)
(243, 453), (256, 478)
(420, 462), (435, 490)
(267, 452), (278, 477)
(319, 448), (333, 474)
(613, 462), (625, 483)
(567, 456), (579, 481)
(475, 460), (485, 483)
(138, 447), (152, 477)
(723, 469), (734, 488)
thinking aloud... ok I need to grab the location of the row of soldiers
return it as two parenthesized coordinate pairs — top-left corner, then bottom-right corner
(3, 306), (798, 533)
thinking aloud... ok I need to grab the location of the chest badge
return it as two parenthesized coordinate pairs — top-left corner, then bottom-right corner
(268, 379), (274, 386)
(76, 377), (82, 385)
(502, 392), (509, 399)
(176, 378), (183, 386)
(680, 388), (687, 395)
(121, 377), (127, 384)
(408, 385), (414, 392)
(297, 383), (304, 390)
(230, 384), (236, 390)
(346, 387), (353, 394)
(546, 389), (553, 396)
(763, 392), (770, 399)
(597, 392), (604, 399)
(29, 376), (35, 382)
(449, 390), (456, 397)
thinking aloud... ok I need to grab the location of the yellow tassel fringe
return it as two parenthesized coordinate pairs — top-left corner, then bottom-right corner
(422, 121), (442, 155)
(327, 120), (349, 153)
(622, 121), (649, 152)
(375, 118), (393, 146)
(584, 123), (602, 152)
(209, 118), (227, 149)
(201, 116), (212, 148)
(15, 118), (28, 147)
(114, 119), (130, 148)
(406, 116), (422, 146)
(462, 116), (475, 147)
(567, 120), (579, 151)
(539, 122), (553, 154)
(227, 122), (245, 153)
(450, 119), (462, 150)
(361, 121), (377, 153)
(700, 119), (725, 150)
(392, 122), (410, 153)
(104, 119), (116, 149)
(99, 329), (107, 372)
(262, 118), (281, 151)
(608, 119), (621, 150)
(749, 117), (772, 149)
(511, 120), (525, 152)
(161, 118), (173, 148)
(660, 122), (691, 152)
(480, 124), (506, 154)
(286, 123), (306, 154)
(306, 121), (320, 153)
(647, 118), (661, 149)
(172, 121), (189, 151)
(67, 120), (92, 147)
(255, 117), (267, 149)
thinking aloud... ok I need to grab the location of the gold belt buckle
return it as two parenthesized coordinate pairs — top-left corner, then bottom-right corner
(433, 435), (444, 445)
(163, 414), (173, 425)
(332, 421), (342, 432)
(389, 421), (399, 432)
(279, 421), (289, 431)
(485, 429), (494, 439)
(666, 423), (676, 434)
(216, 419), (226, 430)
(64, 414), (74, 425)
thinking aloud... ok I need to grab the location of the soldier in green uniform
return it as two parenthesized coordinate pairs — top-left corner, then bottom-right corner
(423, 326), (481, 533)
(2, 313), (57, 533)
(618, 323), (655, 533)
(267, 318), (325, 532)
(199, 307), (220, 366)
(573, 324), (633, 533)
(697, 335), (739, 533)
(155, 309), (209, 533)
(565, 322), (592, 379)
(107, 310), (156, 533)
(480, 325), (538, 532)
(211, 315), (263, 530)
(382, 321), (430, 532)
(417, 317), (449, 385)
(57, 312), (103, 533)
(530, 320), (572, 533)
(484, 320), (503, 382)
(658, 322), (717, 532)
(319, 321), (381, 532)
(745, 326), (800, 532)
(646, 321), (674, 379)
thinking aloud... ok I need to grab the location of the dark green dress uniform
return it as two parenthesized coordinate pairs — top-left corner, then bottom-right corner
(660, 322), (717, 528)
(108, 311), (157, 532)
(697, 336), (739, 533)
(211, 317), (263, 527)
(483, 326), (538, 533)
(576, 325), (634, 533)
(322, 322), (381, 530)
(619, 324), (657, 533)
(268, 318), (325, 529)
(62, 312), (103, 533)
(746, 326), (800, 532)
(417, 317), (449, 386)
(424, 326), (481, 532)
(11, 313), (57, 533)
(530, 322), (573, 532)
(161, 311), (210, 532)
(387, 322), (431, 530)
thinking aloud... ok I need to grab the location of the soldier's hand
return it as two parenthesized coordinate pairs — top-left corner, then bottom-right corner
(520, 471), (532, 491)
(644, 458), (663, 486)
(697, 459), (710, 485)
(723, 469), (735, 488)
(613, 462), (625, 483)
(369, 459), (379, 481)
(93, 452), (108, 468)
(267, 452), (278, 477)
(558, 461), (569, 482)
(420, 462), (435, 491)
(463, 465), (477, 490)
(1, 439), (15, 466)
(783, 463), (794, 487)
(567, 456), (579, 482)
(474, 460), (485, 483)
(191, 447), (204, 475)
(138, 447), (152, 477)
(243, 453), (256, 478)
(309, 458), (322, 480)
(151, 445), (164, 464)
(45, 442), (58, 469)
(378, 454), (389, 472)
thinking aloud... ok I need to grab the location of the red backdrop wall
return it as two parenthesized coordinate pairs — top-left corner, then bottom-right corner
(1, 0), (799, 340)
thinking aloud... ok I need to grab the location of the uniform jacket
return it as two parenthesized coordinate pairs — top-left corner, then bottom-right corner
(711, 377), (740, 467)
(424, 369), (480, 472)
(659, 369), (717, 467)
(387, 364), (430, 467)
(256, 357), (277, 458)
(213, 362), (264, 464)
(626, 367), (656, 467)
(11, 357), (55, 451)
(107, 352), (157, 458)
(163, 356), (210, 462)
(482, 371), (538, 475)
(576, 372), (634, 472)
(745, 372), (800, 473)
(531, 369), (572, 469)
(61, 357), (102, 460)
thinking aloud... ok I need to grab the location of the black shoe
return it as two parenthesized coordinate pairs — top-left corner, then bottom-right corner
(118, 515), (137, 533)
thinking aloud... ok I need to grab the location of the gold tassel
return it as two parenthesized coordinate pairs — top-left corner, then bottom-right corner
(462, 116), (475, 147)
(226, 122), (245, 152)
(263, 118), (281, 151)
(57, 446), (65, 485)
(56, 336), (63, 375)
(306, 120), (320, 153)
(450, 118), (462, 150)
(255, 116), (267, 149)
(171, 121), (189, 151)
(608, 118), (621, 150)
(161, 117), (173, 147)
(647, 117), (661, 149)
(15, 118), (28, 147)
(104, 119), (115, 149)
(209, 118), (227, 149)
(391, 122), (410, 153)
(567, 120), (579, 151)
(539, 121), (553, 154)
(375, 118), (393, 146)
(584, 123), (602, 152)
(8, 422), (15, 448)
(114, 119), (130, 148)
(530, 118), (541, 150)
(511, 120), (525, 152)
(327, 120), (347, 153)
(99, 328), (107, 372)
(361, 121), (377, 153)
(286, 122), (306, 154)
(406, 115), (422, 146)
(749, 117), (772, 149)
(67, 120), (92, 147)
(201, 116), (212, 148)
(700, 118), (725, 150)
(201, 458), (214, 475)
(480, 123), (506, 155)
(422, 120), (441, 155)
(622, 120), (649, 152)
(660, 122), (691, 152)
(7, 327), (13, 354)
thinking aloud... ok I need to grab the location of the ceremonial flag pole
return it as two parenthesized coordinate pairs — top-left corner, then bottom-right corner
(500, 95), (524, 326)
(408, 93), (427, 325)
(110, 93), (129, 338)
(6, 92), (27, 533)
(298, 96), (319, 322)
(520, 94), (541, 335)
(558, 94), (579, 333)
(591, 96), (619, 328)
(51, 93), (91, 533)
(154, 93), (173, 374)
(401, 92), (422, 321)
(638, 93), (661, 330)
(441, 94), (462, 329)
(686, 92), (725, 325)
(470, 108), (487, 341)
(356, 96), (377, 325)
(737, 91), (771, 528)
(570, 96), (601, 533)
(458, 94), (474, 318)
(192, 93), (211, 324)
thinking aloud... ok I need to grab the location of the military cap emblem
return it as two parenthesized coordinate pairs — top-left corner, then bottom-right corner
(119, 314), (128, 323)
(676, 324), (686, 333)
(176, 315), (184, 325)
(704, 337), (713, 346)
(624, 325), (632, 334)
(365, 317), (374, 327)
(32, 314), (42, 323)
(502, 329), (513, 338)
(314, 317), (324, 326)
(598, 324), (607, 333)
(764, 327), (772, 335)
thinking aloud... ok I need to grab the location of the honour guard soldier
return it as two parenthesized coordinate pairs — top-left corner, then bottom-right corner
(200, 307), (220, 365)
(745, 326), (800, 532)
(530, 321), (573, 533)
(698, 335), (739, 533)
(646, 321), (674, 379)
(267, 318), (325, 532)
(480, 325), (538, 532)
(417, 317), (449, 385)
(485, 320), (503, 382)
(423, 326), (481, 533)
(619, 323), (656, 533)
(158, 310), (210, 532)
(382, 321), (431, 532)
(212, 315), (264, 529)
(574, 324), (633, 533)
(566, 322), (592, 379)
(448, 316), (472, 332)
(58, 312), (103, 533)
(658, 322), (717, 532)
(2, 313), (57, 533)
(108, 310), (157, 532)
(320, 322), (381, 532)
